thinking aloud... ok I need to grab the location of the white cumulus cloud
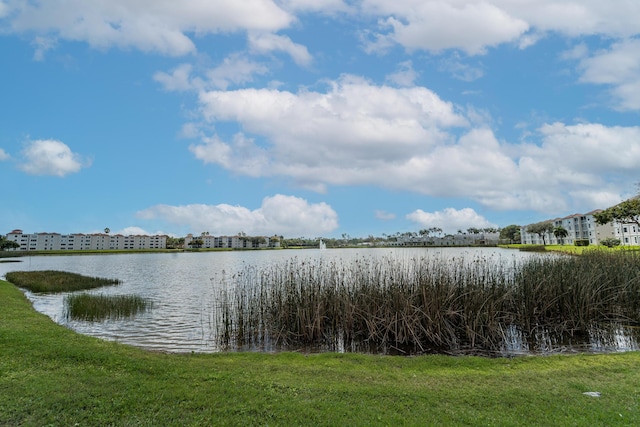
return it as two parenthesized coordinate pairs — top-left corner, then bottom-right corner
(279, 0), (352, 14)
(193, 76), (468, 191)
(498, 0), (640, 39)
(114, 227), (151, 236)
(0, 148), (9, 161)
(187, 74), (640, 214)
(362, 1), (640, 55)
(4, 0), (640, 61)
(31, 36), (57, 61)
(206, 54), (271, 90)
(3, 0), (293, 56)
(576, 38), (640, 110)
(406, 207), (497, 234)
(363, 0), (529, 55)
(154, 64), (198, 92)
(137, 194), (339, 237)
(534, 122), (640, 173)
(18, 139), (90, 177)
(248, 32), (313, 66)
(385, 61), (419, 87)
(375, 210), (396, 220)
(110, 226), (175, 236)
(155, 55), (271, 92)
(189, 133), (269, 177)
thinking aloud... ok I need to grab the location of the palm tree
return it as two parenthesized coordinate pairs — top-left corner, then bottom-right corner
(429, 227), (443, 237)
(189, 238), (204, 249)
(553, 226), (569, 245)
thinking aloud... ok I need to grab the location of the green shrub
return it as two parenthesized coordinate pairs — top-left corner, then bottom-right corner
(574, 239), (590, 246)
(600, 237), (621, 248)
(518, 245), (546, 252)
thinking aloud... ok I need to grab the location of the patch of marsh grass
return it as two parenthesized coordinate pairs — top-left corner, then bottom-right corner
(216, 251), (640, 355)
(65, 293), (152, 321)
(6, 270), (120, 293)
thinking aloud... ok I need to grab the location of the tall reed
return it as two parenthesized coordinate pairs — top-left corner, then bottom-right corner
(215, 251), (640, 355)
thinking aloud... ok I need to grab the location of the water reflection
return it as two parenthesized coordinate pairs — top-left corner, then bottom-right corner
(499, 324), (640, 356)
(1, 247), (638, 355)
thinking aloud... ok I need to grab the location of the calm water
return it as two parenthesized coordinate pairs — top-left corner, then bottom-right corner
(2, 247), (638, 355)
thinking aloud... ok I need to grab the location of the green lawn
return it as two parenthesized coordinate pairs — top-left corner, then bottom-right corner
(1, 279), (639, 426)
(500, 244), (640, 255)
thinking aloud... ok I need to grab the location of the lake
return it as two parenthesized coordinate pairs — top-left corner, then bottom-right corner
(2, 247), (638, 355)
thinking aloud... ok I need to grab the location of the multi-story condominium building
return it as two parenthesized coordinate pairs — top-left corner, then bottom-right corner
(614, 222), (640, 246)
(520, 211), (617, 246)
(5, 230), (167, 251)
(183, 234), (280, 249)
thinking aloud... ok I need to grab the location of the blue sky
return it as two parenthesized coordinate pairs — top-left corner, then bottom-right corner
(1, 1), (640, 239)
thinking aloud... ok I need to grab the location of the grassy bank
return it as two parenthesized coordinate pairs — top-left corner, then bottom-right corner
(500, 244), (640, 255)
(1, 279), (639, 426)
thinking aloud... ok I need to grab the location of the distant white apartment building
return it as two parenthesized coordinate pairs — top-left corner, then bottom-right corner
(391, 232), (500, 246)
(520, 211), (620, 246)
(183, 234), (280, 249)
(5, 230), (167, 251)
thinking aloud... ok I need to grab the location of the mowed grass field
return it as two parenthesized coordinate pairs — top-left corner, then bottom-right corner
(1, 278), (639, 426)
